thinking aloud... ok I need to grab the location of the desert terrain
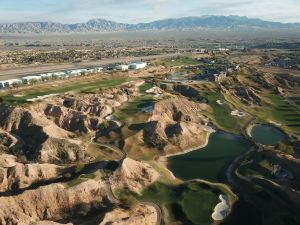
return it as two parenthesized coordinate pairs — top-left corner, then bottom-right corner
(0, 31), (299, 225)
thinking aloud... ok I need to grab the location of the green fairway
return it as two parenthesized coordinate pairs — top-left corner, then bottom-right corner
(137, 181), (223, 225)
(203, 92), (239, 133)
(115, 95), (154, 121)
(1, 78), (130, 105)
(267, 94), (300, 132)
(181, 183), (220, 225)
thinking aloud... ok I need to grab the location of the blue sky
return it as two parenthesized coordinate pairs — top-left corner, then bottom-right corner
(0, 0), (300, 23)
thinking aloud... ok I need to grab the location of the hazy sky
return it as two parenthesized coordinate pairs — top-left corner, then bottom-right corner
(0, 0), (300, 23)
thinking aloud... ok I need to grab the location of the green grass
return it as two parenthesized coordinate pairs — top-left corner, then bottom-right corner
(159, 56), (199, 67)
(118, 181), (225, 225)
(1, 78), (130, 105)
(115, 95), (154, 121)
(139, 83), (153, 93)
(267, 94), (300, 132)
(203, 92), (239, 133)
(180, 183), (220, 225)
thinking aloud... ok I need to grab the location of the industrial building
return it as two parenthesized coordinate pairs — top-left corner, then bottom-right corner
(0, 79), (22, 88)
(0, 65), (103, 89)
(21, 76), (42, 85)
(116, 64), (129, 71)
(40, 73), (53, 81)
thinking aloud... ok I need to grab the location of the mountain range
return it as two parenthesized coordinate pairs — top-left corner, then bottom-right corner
(0, 15), (299, 34)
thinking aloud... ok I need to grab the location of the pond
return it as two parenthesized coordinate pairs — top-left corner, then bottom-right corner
(168, 131), (252, 182)
(251, 124), (288, 146)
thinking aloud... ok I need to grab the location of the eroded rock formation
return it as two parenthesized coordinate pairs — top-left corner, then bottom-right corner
(140, 96), (212, 154)
(0, 179), (107, 225)
(0, 154), (64, 193)
(0, 103), (87, 163)
(110, 158), (159, 194)
(99, 204), (157, 225)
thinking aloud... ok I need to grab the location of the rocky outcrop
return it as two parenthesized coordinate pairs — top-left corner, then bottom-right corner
(174, 84), (205, 102)
(44, 104), (90, 133)
(110, 158), (159, 194)
(233, 85), (261, 105)
(0, 179), (108, 225)
(0, 154), (64, 192)
(0, 103), (87, 163)
(99, 204), (157, 225)
(33, 82), (141, 134)
(0, 132), (13, 152)
(141, 96), (212, 154)
(0, 157), (160, 224)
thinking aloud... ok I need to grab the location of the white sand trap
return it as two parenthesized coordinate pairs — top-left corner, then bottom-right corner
(146, 86), (163, 95)
(27, 93), (59, 102)
(212, 194), (229, 221)
(269, 120), (282, 126)
(231, 110), (245, 117)
(216, 100), (224, 105)
(105, 114), (116, 121)
(13, 94), (25, 97)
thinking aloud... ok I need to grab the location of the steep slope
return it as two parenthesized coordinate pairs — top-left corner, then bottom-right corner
(110, 158), (160, 194)
(0, 179), (108, 225)
(0, 158), (159, 224)
(132, 96), (213, 155)
(99, 204), (157, 225)
(0, 103), (87, 163)
(0, 154), (65, 193)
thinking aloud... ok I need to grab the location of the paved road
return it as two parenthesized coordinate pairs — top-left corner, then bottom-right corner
(0, 53), (181, 81)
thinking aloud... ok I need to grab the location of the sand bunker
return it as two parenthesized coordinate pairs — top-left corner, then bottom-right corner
(212, 194), (229, 221)
(216, 100), (224, 105)
(146, 86), (163, 95)
(231, 110), (245, 117)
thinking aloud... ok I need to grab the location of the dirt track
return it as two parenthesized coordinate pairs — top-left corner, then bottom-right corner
(0, 53), (180, 81)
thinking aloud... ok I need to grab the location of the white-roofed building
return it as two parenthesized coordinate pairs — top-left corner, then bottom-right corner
(95, 67), (103, 72)
(21, 76), (41, 85)
(116, 64), (129, 71)
(40, 73), (53, 81)
(0, 79), (22, 88)
(129, 62), (147, 70)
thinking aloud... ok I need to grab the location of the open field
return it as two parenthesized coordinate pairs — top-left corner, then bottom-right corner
(0, 75), (131, 105)
(157, 55), (199, 67)
(2, 30), (300, 48)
